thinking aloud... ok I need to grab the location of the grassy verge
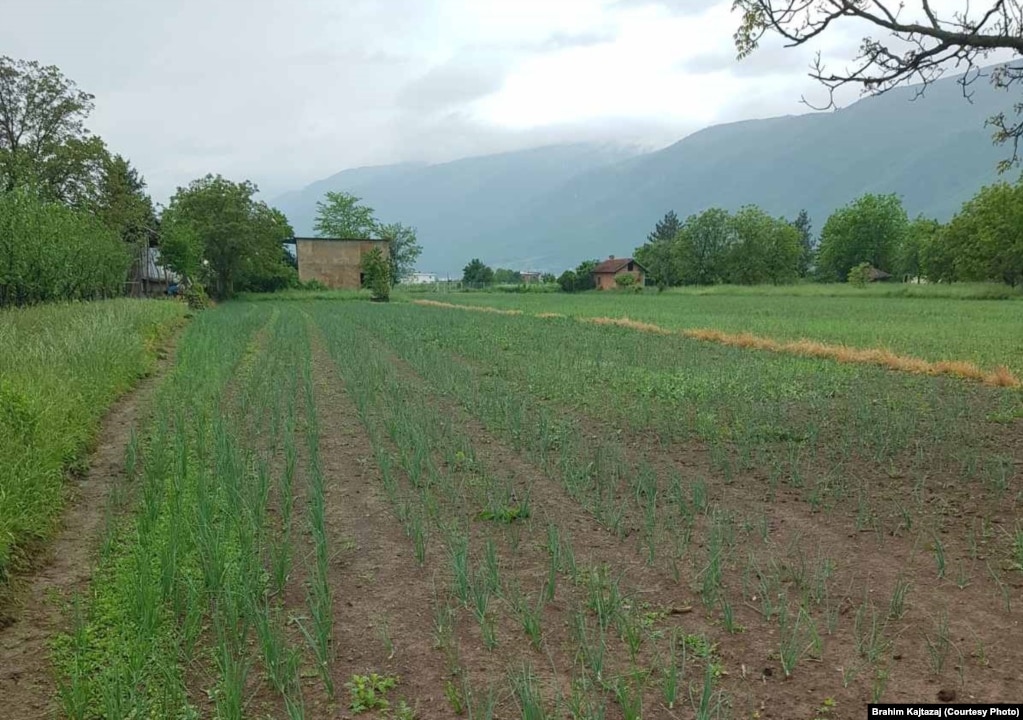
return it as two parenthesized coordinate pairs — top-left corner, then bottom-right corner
(0, 299), (186, 591)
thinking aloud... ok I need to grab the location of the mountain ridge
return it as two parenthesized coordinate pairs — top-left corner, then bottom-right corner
(272, 69), (1011, 274)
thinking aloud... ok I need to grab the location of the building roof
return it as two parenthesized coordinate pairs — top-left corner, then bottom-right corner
(592, 257), (646, 274)
(866, 266), (892, 281)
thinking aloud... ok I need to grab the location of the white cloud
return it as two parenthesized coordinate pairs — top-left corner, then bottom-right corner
(1, 0), (960, 203)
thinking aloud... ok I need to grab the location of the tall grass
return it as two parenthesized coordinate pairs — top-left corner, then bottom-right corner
(0, 298), (185, 594)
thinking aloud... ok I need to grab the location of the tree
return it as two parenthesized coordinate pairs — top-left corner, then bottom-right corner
(675, 208), (733, 285)
(725, 206), (802, 285)
(493, 268), (523, 284)
(817, 194), (908, 282)
(0, 56), (109, 203)
(160, 174), (293, 299)
(462, 258), (494, 286)
(314, 191), (377, 238)
(557, 270), (577, 292)
(791, 209), (815, 277)
(895, 216), (941, 281)
(937, 180), (1023, 285)
(377, 221), (422, 284)
(636, 210), (684, 287)
(733, 1), (1023, 169)
(361, 246), (391, 301)
(95, 154), (156, 247)
(572, 259), (599, 291)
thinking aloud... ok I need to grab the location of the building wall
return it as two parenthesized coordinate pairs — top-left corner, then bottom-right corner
(594, 268), (644, 290)
(296, 239), (390, 289)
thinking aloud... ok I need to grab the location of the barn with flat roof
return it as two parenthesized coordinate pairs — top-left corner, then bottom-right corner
(293, 237), (390, 289)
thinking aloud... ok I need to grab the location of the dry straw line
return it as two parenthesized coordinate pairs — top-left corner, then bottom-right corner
(412, 299), (523, 315)
(679, 327), (1020, 388)
(411, 301), (1021, 388)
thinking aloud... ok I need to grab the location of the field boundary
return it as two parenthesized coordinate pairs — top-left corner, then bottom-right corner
(411, 299), (1021, 388)
(0, 330), (182, 718)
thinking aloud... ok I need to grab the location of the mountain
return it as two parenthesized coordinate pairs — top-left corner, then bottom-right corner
(273, 69), (1011, 274)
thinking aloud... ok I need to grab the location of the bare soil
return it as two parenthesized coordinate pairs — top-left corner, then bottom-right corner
(0, 342), (178, 720)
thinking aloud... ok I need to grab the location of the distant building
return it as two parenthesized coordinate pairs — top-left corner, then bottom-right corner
(405, 271), (438, 284)
(294, 237), (390, 289)
(520, 271), (542, 284)
(866, 266), (892, 282)
(591, 255), (646, 290)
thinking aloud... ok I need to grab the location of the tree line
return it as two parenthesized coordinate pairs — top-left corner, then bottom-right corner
(0, 55), (423, 306)
(635, 184), (1023, 289)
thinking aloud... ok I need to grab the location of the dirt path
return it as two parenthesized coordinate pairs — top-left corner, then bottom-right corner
(0, 341), (178, 720)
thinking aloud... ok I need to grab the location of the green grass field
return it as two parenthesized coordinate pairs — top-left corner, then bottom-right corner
(42, 294), (1021, 719)
(411, 286), (1023, 375)
(0, 299), (185, 594)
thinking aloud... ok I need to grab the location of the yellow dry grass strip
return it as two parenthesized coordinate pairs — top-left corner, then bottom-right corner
(583, 315), (673, 334)
(682, 328), (1021, 388)
(412, 299), (522, 315)
(411, 300), (1021, 388)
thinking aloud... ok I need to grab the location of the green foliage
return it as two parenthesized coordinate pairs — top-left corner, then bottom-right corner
(896, 216), (940, 281)
(0, 187), (130, 306)
(847, 262), (872, 287)
(160, 174), (293, 299)
(314, 191), (377, 239)
(614, 273), (637, 288)
(557, 270), (577, 292)
(817, 194), (908, 282)
(0, 300), (184, 589)
(361, 246), (391, 301)
(95, 154), (156, 247)
(792, 209), (815, 277)
(637, 211), (683, 287)
(0, 55), (107, 205)
(347, 673), (398, 713)
(494, 268), (523, 284)
(462, 258), (494, 287)
(633, 206), (800, 286)
(183, 284), (211, 311)
(378, 221), (423, 285)
(931, 180), (1023, 286)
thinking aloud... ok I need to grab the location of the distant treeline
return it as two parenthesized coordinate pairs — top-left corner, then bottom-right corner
(634, 182), (1023, 289)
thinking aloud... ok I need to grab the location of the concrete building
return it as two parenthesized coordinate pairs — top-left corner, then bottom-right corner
(294, 237), (390, 289)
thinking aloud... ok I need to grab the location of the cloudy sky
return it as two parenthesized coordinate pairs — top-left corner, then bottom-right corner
(3, 0), (874, 203)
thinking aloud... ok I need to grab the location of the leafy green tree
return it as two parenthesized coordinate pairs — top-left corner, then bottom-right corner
(791, 209), (815, 277)
(674, 208), (732, 285)
(0, 56), (109, 204)
(557, 270), (577, 292)
(95, 154), (156, 247)
(895, 216), (940, 282)
(817, 194), (908, 282)
(377, 221), (422, 284)
(493, 268), (523, 284)
(725, 206), (801, 285)
(314, 191), (377, 238)
(361, 246), (390, 301)
(161, 174), (293, 299)
(636, 211), (683, 287)
(0, 187), (128, 305)
(938, 181), (1023, 285)
(462, 258), (494, 286)
(540, 272), (555, 284)
(572, 259), (599, 291)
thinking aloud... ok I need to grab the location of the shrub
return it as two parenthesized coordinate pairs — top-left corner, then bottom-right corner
(847, 262), (872, 287)
(361, 247), (391, 301)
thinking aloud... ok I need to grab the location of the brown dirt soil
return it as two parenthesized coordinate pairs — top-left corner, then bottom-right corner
(375, 336), (1023, 718)
(0, 339), (179, 720)
(308, 333), (459, 718)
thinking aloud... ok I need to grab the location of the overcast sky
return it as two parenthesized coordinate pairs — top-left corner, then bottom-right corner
(3, 0), (880, 203)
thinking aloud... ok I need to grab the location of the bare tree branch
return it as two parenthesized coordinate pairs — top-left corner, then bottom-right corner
(733, 0), (1023, 169)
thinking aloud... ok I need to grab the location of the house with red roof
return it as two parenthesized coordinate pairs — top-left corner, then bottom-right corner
(591, 255), (647, 290)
